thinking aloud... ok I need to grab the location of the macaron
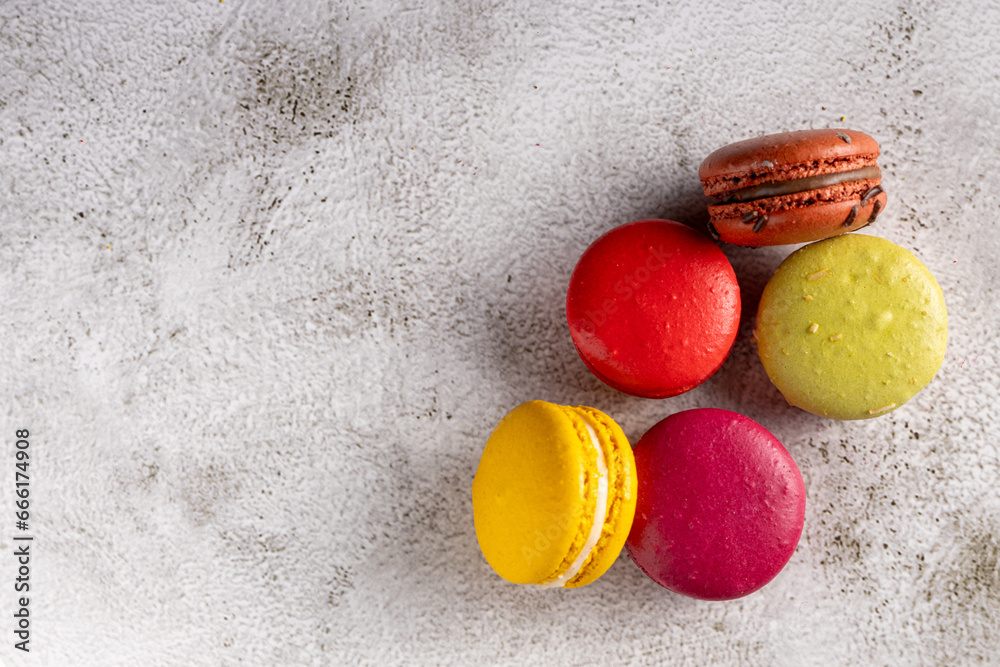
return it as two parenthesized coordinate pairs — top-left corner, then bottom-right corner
(755, 234), (947, 420)
(626, 409), (806, 601)
(699, 129), (888, 247)
(472, 400), (638, 588)
(566, 219), (741, 398)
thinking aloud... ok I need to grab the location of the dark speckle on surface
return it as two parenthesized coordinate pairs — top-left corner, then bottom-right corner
(233, 42), (369, 150)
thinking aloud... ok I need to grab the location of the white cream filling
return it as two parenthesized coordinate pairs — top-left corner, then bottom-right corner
(539, 420), (609, 588)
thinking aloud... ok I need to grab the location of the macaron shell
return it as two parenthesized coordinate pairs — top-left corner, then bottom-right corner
(699, 128), (881, 195)
(700, 129), (884, 247)
(709, 188), (887, 247)
(563, 406), (637, 588)
(756, 234), (948, 420)
(626, 409), (806, 601)
(472, 401), (597, 585)
(566, 220), (741, 398)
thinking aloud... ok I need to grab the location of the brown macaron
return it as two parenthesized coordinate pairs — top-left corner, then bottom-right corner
(699, 129), (888, 247)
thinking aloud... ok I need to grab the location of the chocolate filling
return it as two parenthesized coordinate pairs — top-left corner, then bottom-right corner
(712, 165), (882, 204)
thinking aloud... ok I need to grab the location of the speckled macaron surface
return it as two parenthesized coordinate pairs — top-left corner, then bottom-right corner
(756, 234), (948, 420)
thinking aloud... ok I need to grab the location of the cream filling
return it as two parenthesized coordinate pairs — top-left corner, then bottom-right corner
(539, 420), (609, 588)
(712, 165), (882, 204)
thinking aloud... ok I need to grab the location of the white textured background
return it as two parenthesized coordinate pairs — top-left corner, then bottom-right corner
(1, 1), (998, 665)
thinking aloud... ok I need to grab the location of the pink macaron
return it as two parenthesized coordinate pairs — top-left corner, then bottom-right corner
(626, 409), (806, 600)
(566, 220), (741, 398)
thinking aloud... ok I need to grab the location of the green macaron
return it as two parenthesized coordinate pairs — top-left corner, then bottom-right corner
(755, 234), (947, 420)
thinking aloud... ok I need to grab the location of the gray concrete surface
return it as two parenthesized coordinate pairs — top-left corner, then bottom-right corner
(1, 1), (998, 665)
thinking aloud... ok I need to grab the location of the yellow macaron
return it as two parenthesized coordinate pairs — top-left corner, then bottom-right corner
(756, 234), (947, 419)
(472, 400), (637, 588)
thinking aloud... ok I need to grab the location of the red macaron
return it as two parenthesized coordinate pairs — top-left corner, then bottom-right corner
(699, 128), (887, 247)
(566, 219), (740, 399)
(626, 409), (806, 600)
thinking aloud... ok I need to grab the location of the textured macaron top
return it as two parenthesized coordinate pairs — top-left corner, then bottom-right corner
(626, 409), (806, 601)
(472, 401), (637, 588)
(566, 220), (741, 398)
(755, 234), (947, 420)
(699, 128), (881, 197)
